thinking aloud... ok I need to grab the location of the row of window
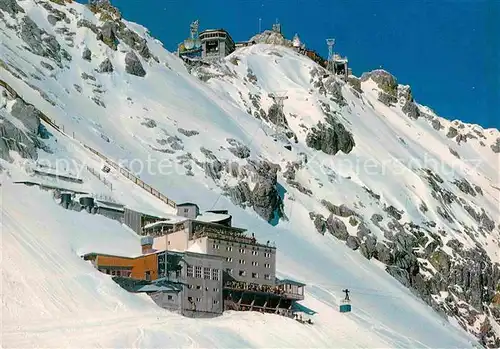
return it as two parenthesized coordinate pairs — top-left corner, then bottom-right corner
(224, 258), (271, 268)
(187, 285), (220, 292)
(186, 266), (220, 281)
(187, 296), (220, 305)
(226, 268), (271, 280)
(212, 244), (272, 257)
(100, 268), (132, 278)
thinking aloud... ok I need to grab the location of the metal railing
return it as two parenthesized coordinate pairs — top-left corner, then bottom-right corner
(85, 166), (113, 190)
(1, 77), (179, 210)
(82, 145), (177, 208)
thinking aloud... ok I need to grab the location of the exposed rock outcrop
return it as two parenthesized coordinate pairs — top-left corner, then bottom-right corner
(82, 47), (92, 61)
(98, 58), (113, 73)
(97, 21), (119, 50)
(324, 77), (345, 105)
(321, 200), (356, 217)
(77, 19), (98, 34)
(399, 85), (420, 119)
(378, 92), (397, 106)
(326, 215), (349, 240)
(20, 16), (65, 64)
(249, 30), (291, 46)
(224, 161), (283, 223)
(446, 127), (458, 138)
(347, 76), (362, 93)
(226, 138), (250, 159)
(361, 70), (398, 96)
(0, 0), (25, 15)
(250, 161), (283, 222)
(306, 119), (355, 155)
(346, 236), (361, 250)
(491, 138), (500, 153)
(431, 118), (442, 130)
(178, 128), (199, 137)
(1, 94), (46, 161)
(125, 51), (146, 77)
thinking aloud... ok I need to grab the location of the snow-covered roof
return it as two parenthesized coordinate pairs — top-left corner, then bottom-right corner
(195, 211), (231, 223)
(143, 215), (187, 229)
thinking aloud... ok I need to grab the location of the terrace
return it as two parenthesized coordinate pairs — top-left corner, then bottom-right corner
(224, 278), (305, 301)
(191, 220), (276, 249)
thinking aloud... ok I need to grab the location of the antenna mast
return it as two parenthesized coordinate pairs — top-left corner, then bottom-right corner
(326, 38), (335, 72)
(259, 18), (262, 33)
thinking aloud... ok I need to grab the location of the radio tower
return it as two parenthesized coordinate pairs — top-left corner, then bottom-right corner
(326, 38), (335, 73)
(268, 92), (288, 140)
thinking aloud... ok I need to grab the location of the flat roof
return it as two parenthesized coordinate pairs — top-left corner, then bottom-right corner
(200, 28), (229, 33)
(276, 278), (306, 287)
(195, 212), (231, 223)
(143, 215), (187, 229)
(135, 284), (179, 293)
(192, 219), (246, 233)
(85, 248), (223, 262)
(176, 202), (199, 207)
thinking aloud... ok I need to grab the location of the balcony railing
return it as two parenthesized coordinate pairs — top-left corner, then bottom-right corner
(224, 281), (303, 300)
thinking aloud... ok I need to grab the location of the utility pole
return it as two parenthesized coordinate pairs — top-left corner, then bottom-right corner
(259, 18), (262, 33)
(326, 38), (335, 73)
(268, 92), (288, 140)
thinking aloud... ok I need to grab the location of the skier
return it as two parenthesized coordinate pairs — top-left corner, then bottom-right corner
(342, 288), (350, 301)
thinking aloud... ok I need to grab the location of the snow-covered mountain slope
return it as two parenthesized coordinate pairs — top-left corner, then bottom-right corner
(1, 0), (499, 347)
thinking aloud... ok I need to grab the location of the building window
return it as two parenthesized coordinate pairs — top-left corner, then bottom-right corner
(265, 263), (271, 268)
(252, 261), (258, 266)
(264, 274), (271, 280)
(204, 267), (211, 279)
(213, 300), (219, 305)
(226, 257), (233, 262)
(145, 271), (151, 281)
(212, 244), (220, 249)
(188, 285), (194, 289)
(187, 265), (194, 277)
(196, 298), (202, 302)
(239, 248), (246, 254)
(212, 268), (219, 281)
(252, 250), (258, 256)
(239, 259), (245, 264)
(195, 266), (202, 278)
(213, 288), (219, 292)
(226, 268), (233, 275)
(167, 295), (173, 300)
(196, 285), (201, 290)
(226, 246), (233, 252)
(239, 270), (246, 277)
(252, 272), (258, 279)
(264, 252), (271, 258)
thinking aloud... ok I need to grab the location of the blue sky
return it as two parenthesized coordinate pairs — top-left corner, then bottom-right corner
(102, 0), (497, 129)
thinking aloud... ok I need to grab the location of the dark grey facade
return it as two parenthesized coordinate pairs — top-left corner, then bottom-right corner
(182, 252), (223, 316)
(152, 250), (224, 317)
(199, 29), (235, 61)
(123, 208), (144, 233)
(176, 203), (199, 220)
(97, 206), (124, 223)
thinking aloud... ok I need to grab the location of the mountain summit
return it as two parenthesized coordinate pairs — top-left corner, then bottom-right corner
(1, 0), (499, 347)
